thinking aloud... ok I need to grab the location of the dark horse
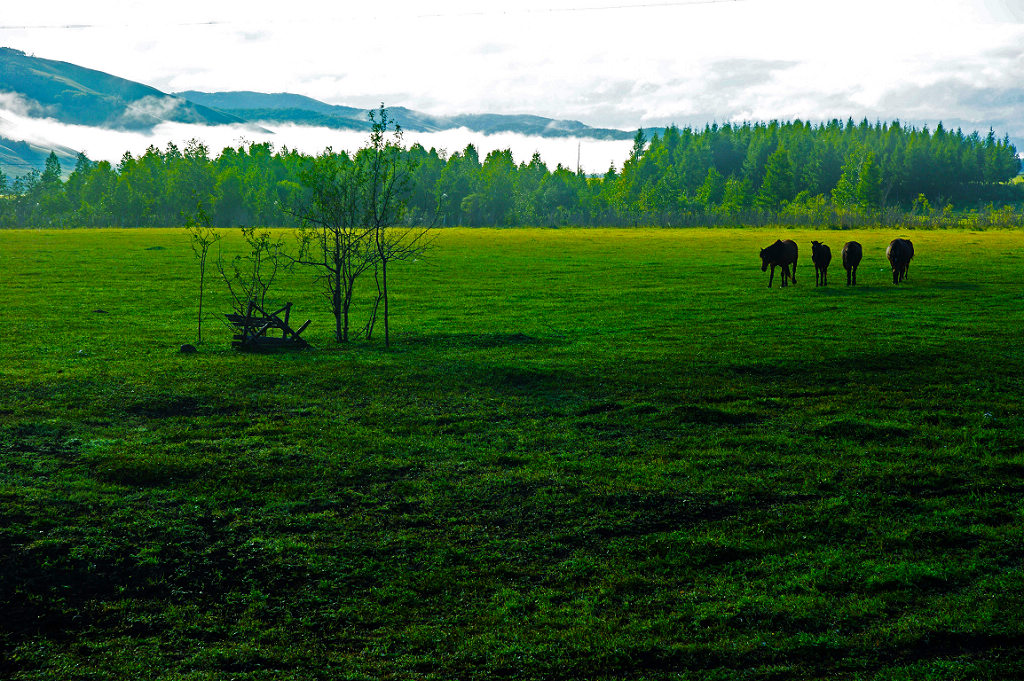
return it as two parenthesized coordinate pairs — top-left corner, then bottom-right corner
(886, 238), (914, 284)
(810, 241), (831, 287)
(759, 239), (798, 288)
(842, 241), (863, 286)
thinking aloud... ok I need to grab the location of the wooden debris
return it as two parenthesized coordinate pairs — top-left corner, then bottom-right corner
(225, 301), (311, 351)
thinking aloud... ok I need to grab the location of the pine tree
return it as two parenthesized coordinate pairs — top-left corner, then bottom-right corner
(721, 177), (752, 211)
(41, 151), (62, 186)
(832, 153), (860, 209)
(696, 167), (725, 208)
(631, 128), (648, 162)
(855, 152), (882, 210)
(755, 147), (794, 208)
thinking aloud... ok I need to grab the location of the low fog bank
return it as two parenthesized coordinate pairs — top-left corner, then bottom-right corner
(0, 107), (635, 176)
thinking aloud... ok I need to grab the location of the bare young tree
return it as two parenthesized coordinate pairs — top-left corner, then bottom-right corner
(217, 226), (286, 315)
(289, 106), (435, 346)
(184, 204), (221, 344)
(361, 105), (436, 347)
(289, 149), (376, 343)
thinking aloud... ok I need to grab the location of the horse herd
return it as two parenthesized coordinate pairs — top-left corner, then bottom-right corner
(758, 238), (915, 288)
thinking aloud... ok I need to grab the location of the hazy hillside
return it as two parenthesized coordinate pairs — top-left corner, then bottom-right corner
(0, 47), (244, 130)
(175, 91), (364, 118)
(0, 47), (249, 176)
(0, 136), (78, 179)
(178, 91), (634, 139)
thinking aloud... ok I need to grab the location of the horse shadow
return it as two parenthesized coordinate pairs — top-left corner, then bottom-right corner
(929, 281), (980, 291)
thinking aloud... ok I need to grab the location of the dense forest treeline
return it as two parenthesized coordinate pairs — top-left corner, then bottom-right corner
(1, 117), (1021, 229)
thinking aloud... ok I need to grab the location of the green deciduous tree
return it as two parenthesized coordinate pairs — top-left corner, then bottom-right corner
(832, 152), (861, 210)
(437, 144), (480, 225)
(721, 176), (753, 212)
(0, 167), (8, 226)
(479, 149), (516, 225)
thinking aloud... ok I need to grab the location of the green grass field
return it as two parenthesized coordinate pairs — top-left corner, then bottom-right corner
(2, 227), (1024, 680)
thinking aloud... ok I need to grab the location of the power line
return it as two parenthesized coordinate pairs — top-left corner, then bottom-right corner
(417, 0), (748, 18)
(0, 20), (223, 31)
(0, 1), (750, 30)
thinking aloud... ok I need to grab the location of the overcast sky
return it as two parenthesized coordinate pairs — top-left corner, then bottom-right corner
(2, 0), (1022, 171)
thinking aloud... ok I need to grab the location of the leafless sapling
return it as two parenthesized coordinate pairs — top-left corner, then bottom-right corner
(185, 204), (221, 344)
(288, 149), (377, 343)
(217, 226), (286, 315)
(361, 105), (436, 347)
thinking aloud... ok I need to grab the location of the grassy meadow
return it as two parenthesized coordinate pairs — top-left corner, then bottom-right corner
(2, 226), (1024, 680)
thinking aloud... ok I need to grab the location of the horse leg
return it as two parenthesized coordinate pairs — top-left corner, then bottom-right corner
(781, 264), (789, 287)
(768, 264), (775, 288)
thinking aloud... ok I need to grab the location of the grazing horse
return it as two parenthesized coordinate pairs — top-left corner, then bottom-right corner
(810, 241), (832, 287)
(759, 239), (798, 288)
(886, 238), (914, 284)
(842, 241), (863, 286)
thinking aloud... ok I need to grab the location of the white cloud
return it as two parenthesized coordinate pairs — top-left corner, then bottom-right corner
(0, 91), (45, 118)
(117, 95), (186, 126)
(2, 0), (1024, 140)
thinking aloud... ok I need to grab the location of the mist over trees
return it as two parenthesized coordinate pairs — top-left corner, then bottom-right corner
(0, 117), (1020, 229)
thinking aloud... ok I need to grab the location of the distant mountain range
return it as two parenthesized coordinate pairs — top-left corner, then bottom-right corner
(0, 47), (633, 177)
(176, 90), (633, 140)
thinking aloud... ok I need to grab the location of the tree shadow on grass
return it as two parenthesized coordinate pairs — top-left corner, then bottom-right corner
(724, 348), (952, 380)
(123, 394), (239, 419)
(401, 331), (570, 350)
(928, 280), (980, 290)
(805, 285), (884, 296)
